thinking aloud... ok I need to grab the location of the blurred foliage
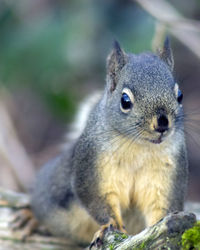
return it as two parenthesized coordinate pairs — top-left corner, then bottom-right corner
(0, 0), (155, 120)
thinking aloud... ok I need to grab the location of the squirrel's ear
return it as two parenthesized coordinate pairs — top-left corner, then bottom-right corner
(106, 41), (127, 92)
(158, 37), (174, 72)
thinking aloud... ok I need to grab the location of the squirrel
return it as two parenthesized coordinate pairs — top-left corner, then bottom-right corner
(13, 38), (188, 249)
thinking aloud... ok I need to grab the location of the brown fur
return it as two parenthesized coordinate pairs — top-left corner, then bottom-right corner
(97, 134), (177, 230)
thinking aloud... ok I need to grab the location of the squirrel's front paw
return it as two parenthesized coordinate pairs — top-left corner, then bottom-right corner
(89, 219), (127, 249)
(89, 226), (112, 249)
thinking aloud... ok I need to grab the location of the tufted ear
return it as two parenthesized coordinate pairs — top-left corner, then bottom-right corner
(158, 37), (174, 72)
(106, 41), (127, 92)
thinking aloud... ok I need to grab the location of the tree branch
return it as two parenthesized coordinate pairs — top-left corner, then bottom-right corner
(0, 188), (199, 250)
(135, 0), (200, 59)
(94, 212), (196, 249)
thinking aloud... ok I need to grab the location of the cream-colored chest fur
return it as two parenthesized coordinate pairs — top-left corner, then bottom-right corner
(98, 135), (178, 212)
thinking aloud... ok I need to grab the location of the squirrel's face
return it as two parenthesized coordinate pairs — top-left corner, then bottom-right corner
(105, 39), (184, 145)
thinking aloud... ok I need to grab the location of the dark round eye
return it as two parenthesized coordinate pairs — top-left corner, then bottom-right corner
(177, 89), (183, 104)
(121, 93), (132, 111)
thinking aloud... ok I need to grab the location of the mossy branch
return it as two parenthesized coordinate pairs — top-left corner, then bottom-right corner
(94, 212), (196, 250)
(0, 188), (199, 250)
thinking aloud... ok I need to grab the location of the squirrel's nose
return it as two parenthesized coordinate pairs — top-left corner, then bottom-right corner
(155, 114), (169, 133)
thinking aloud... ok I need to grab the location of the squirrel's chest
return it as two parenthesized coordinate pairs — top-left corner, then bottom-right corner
(97, 138), (175, 209)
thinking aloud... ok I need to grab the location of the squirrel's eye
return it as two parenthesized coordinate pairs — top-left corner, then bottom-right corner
(177, 89), (183, 104)
(174, 83), (183, 104)
(121, 93), (133, 112)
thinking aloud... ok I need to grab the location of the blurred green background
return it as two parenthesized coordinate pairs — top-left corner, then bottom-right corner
(0, 0), (154, 119)
(0, 0), (200, 200)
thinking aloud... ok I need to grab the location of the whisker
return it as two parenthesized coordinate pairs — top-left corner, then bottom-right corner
(100, 126), (144, 169)
(184, 127), (200, 149)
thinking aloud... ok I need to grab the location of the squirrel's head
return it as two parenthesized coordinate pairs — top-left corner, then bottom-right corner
(105, 38), (183, 145)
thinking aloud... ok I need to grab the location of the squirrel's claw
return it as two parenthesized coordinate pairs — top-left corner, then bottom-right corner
(89, 226), (109, 249)
(89, 236), (103, 249)
(10, 208), (33, 229)
(10, 208), (38, 241)
(89, 221), (126, 249)
(21, 218), (39, 241)
(89, 234), (103, 249)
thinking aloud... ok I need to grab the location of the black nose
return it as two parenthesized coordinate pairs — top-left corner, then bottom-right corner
(156, 114), (169, 133)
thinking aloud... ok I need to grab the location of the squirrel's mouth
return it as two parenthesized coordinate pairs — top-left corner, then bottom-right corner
(144, 137), (163, 144)
(144, 129), (173, 145)
(148, 134), (164, 144)
(149, 137), (162, 144)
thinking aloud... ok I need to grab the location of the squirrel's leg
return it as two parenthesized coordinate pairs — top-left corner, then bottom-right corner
(134, 178), (170, 228)
(89, 192), (126, 248)
(138, 185), (170, 228)
(142, 167), (187, 227)
(144, 208), (167, 227)
(100, 192), (126, 231)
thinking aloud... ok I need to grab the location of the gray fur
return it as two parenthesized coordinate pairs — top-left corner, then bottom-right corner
(31, 40), (188, 245)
